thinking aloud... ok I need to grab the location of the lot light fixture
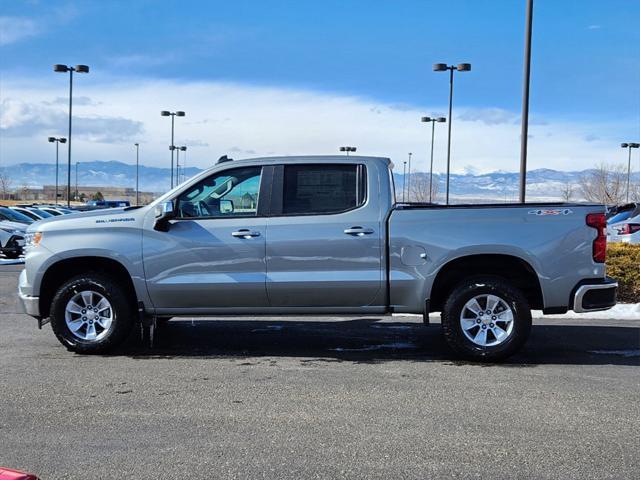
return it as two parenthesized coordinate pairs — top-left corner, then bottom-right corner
(53, 64), (90, 207)
(134, 143), (140, 206)
(161, 111), (187, 188)
(433, 62), (471, 205)
(621, 142), (640, 202)
(339, 146), (357, 156)
(421, 116), (446, 202)
(48, 137), (67, 205)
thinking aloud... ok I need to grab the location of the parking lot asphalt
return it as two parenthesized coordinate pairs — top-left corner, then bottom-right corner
(0, 264), (638, 479)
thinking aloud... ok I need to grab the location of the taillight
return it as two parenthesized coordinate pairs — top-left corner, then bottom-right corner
(617, 224), (640, 235)
(586, 213), (606, 263)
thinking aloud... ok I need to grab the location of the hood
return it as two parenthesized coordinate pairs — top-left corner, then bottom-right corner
(0, 220), (27, 232)
(27, 206), (148, 233)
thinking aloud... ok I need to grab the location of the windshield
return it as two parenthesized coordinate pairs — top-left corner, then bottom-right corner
(608, 210), (635, 224)
(0, 207), (34, 224)
(29, 208), (53, 218)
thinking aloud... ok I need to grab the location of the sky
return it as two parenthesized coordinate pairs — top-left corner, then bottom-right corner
(0, 0), (639, 175)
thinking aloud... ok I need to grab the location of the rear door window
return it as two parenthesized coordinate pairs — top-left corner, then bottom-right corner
(282, 164), (366, 215)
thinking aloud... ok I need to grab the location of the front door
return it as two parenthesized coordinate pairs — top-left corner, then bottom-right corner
(265, 163), (383, 308)
(143, 165), (269, 311)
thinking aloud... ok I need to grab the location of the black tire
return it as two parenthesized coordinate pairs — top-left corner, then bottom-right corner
(3, 252), (20, 259)
(50, 273), (135, 354)
(441, 275), (532, 362)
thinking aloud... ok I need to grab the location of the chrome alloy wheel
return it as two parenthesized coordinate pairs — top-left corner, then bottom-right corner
(459, 294), (515, 347)
(64, 290), (114, 341)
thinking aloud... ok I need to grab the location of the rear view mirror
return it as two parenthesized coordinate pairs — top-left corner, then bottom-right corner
(220, 199), (234, 214)
(154, 201), (175, 231)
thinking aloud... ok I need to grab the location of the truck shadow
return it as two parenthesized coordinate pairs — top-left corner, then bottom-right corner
(116, 318), (640, 367)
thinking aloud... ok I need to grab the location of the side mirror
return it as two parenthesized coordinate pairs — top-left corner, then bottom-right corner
(220, 199), (234, 214)
(154, 200), (175, 231)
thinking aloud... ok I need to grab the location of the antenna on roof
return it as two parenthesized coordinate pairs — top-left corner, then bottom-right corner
(217, 155), (233, 165)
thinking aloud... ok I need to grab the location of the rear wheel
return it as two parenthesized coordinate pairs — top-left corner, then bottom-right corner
(50, 273), (134, 354)
(441, 276), (531, 362)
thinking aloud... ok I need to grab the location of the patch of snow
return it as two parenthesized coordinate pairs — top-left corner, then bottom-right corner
(370, 325), (415, 330)
(532, 304), (640, 320)
(251, 325), (285, 332)
(0, 258), (24, 265)
(330, 342), (417, 352)
(588, 349), (640, 358)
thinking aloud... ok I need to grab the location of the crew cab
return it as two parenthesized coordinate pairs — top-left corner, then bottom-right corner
(18, 156), (617, 361)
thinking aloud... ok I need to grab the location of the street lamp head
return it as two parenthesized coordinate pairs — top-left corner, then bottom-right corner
(433, 63), (448, 72)
(53, 64), (69, 73)
(169, 145), (176, 150)
(75, 64), (90, 73)
(621, 143), (629, 148)
(630, 143), (640, 148)
(161, 111), (171, 116)
(176, 111), (186, 117)
(48, 137), (56, 142)
(437, 117), (447, 122)
(59, 138), (67, 143)
(134, 143), (139, 147)
(339, 147), (346, 152)
(421, 116), (432, 123)
(457, 63), (472, 72)
(179, 146), (187, 151)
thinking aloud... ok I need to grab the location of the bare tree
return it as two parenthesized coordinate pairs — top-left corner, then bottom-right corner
(0, 171), (13, 200)
(560, 182), (574, 202)
(409, 173), (440, 203)
(578, 163), (626, 205)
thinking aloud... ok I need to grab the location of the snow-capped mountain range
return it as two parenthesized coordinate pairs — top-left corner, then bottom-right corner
(1, 160), (638, 202)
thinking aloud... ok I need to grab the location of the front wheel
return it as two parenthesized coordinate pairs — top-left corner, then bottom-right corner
(50, 273), (134, 354)
(441, 276), (531, 362)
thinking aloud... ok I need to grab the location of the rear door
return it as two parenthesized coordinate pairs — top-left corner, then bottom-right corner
(265, 163), (383, 308)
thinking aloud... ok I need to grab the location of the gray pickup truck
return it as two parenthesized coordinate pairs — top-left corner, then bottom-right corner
(18, 156), (617, 361)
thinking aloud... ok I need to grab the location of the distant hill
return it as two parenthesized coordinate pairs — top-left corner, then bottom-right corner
(0, 160), (203, 194)
(1, 160), (638, 201)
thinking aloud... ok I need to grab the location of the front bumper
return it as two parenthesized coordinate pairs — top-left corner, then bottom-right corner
(18, 269), (40, 318)
(573, 278), (618, 313)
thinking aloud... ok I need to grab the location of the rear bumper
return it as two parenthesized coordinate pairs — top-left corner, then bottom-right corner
(573, 278), (618, 313)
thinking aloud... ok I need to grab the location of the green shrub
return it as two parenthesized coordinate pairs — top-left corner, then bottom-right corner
(607, 243), (640, 303)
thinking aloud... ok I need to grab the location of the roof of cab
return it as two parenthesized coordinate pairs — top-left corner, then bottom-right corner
(210, 154), (392, 170)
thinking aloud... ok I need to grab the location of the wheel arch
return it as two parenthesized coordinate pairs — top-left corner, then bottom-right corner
(429, 253), (544, 312)
(39, 256), (138, 318)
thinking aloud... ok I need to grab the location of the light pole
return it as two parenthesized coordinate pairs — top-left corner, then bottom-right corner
(433, 62), (471, 205)
(339, 146), (357, 156)
(161, 110), (185, 189)
(75, 162), (79, 201)
(53, 64), (89, 207)
(171, 145), (187, 186)
(519, 0), (534, 203)
(407, 152), (412, 201)
(134, 143), (140, 205)
(47, 136), (67, 205)
(621, 142), (640, 202)
(421, 116), (446, 202)
(402, 161), (407, 202)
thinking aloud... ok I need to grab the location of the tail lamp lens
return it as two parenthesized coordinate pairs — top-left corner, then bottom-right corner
(586, 213), (606, 263)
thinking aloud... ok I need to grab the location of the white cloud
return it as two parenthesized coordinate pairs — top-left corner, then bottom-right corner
(0, 77), (630, 174)
(0, 16), (40, 46)
(587, 25), (602, 30)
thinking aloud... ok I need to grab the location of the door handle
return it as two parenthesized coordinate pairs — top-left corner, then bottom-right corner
(232, 229), (261, 239)
(344, 226), (374, 236)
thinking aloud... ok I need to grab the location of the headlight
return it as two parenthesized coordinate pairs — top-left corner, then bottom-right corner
(24, 232), (43, 250)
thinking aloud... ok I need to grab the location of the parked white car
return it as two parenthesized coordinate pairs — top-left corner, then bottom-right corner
(0, 220), (26, 259)
(607, 203), (640, 244)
